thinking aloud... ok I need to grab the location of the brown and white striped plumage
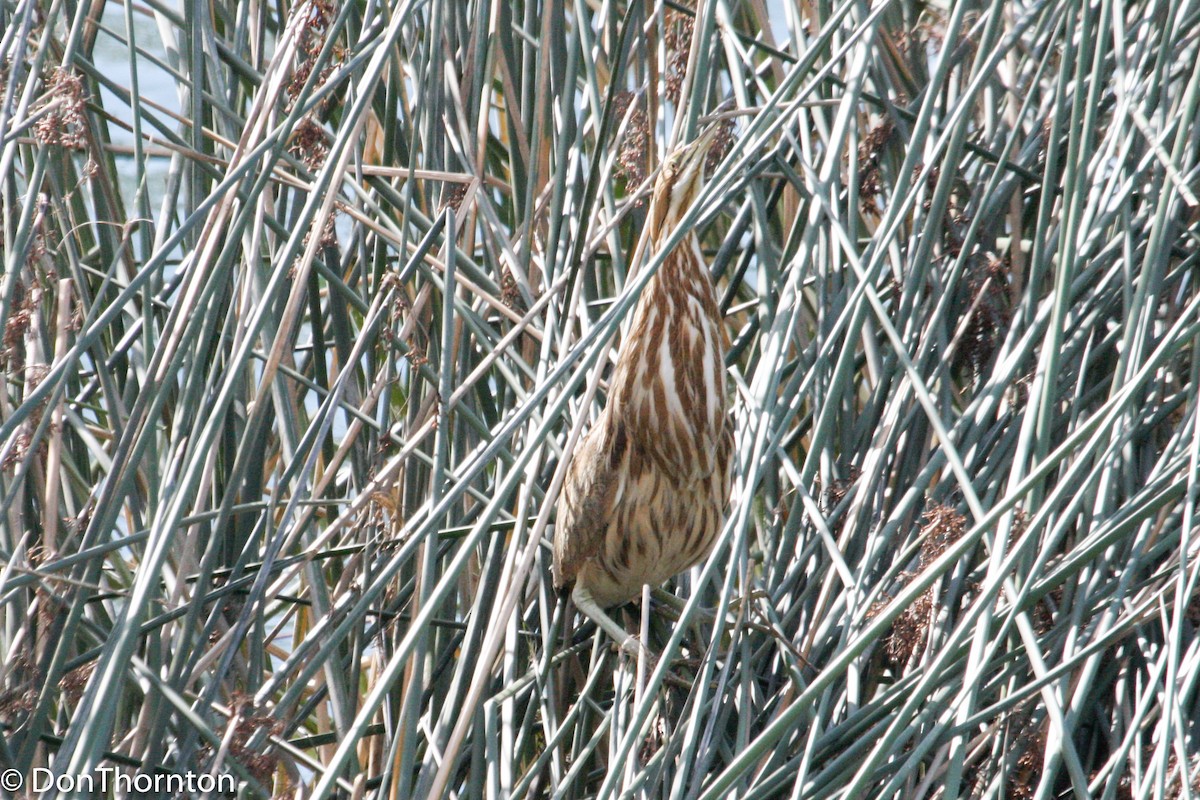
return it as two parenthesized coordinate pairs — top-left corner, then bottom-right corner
(553, 128), (732, 613)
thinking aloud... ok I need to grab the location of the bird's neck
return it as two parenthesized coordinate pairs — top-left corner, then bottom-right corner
(607, 230), (726, 479)
(643, 234), (712, 305)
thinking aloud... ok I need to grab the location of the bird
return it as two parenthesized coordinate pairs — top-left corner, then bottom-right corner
(552, 124), (733, 656)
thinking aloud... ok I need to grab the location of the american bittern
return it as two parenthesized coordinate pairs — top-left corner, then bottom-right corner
(553, 126), (732, 655)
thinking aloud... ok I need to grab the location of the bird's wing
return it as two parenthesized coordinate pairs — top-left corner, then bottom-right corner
(552, 416), (624, 589)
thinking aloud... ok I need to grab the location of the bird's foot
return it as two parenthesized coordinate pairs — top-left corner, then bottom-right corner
(613, 635), (664, 681)
(612, 637), (699, 689)
(614, 633), (650, 660)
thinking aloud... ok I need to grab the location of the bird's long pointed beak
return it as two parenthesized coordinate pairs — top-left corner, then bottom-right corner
(694, 122), (723, 154)
(646, 120), (728, 239)
(677, 123), (723, 183)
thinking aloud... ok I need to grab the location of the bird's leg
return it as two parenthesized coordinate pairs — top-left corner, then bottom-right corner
(572, 584), (650, 661)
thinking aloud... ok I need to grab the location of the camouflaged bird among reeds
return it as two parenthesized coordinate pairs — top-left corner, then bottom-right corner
(553, 124), (733, 655)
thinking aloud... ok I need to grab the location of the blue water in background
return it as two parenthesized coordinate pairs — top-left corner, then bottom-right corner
(93, 4), (180, 229)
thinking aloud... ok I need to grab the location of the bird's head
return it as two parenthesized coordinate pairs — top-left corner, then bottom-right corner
(649, 124), (722, 239)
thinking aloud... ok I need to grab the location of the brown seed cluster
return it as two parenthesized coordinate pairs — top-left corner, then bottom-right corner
(1004, 507), (1057, 636)
(283, 0), (346, 251)
(857, 118), (896, 216)
(59, 662), (95, 705)
(892, 28), (918, 56)
(875, 503), (968, 667)
(1007, 713), (1046, 799)
(1039, 115), (1055, 152)
(1, 263), (51, 371)
(294, 0), (338, 77)
(664, 10), (694, 105)
(2, 304), (31, 369)
(613, 90), (650, 194)
(383, 289), (431, 370)
(441, 182), (469, 212)
(316, 215), (338, 249)
(500, 267), (525, 312)
(914, 162), (941, 212)
(405, 332), (429, 369)
(63, 502), (92, 540)
(288, 116), (329, 172)
(34, 68), (88, 150)
(0, 652), (40, 722)
(1163, 752), (1200, 799)
(286, 58), (337, 113)
(0, 431), (32, 472)
(820, 464), (861, 510)
(1004, 506), (1029, 552)
(917, 502), (966, 568)
(216, 692), (284, 787)
(296, 212), (338, 260)
(705, 117), (736, 173)
(958, 256), (1012, 376)
(287, 106), (339, 259)
(880, 587), (931, 666)
(285, 5), (348, 118)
